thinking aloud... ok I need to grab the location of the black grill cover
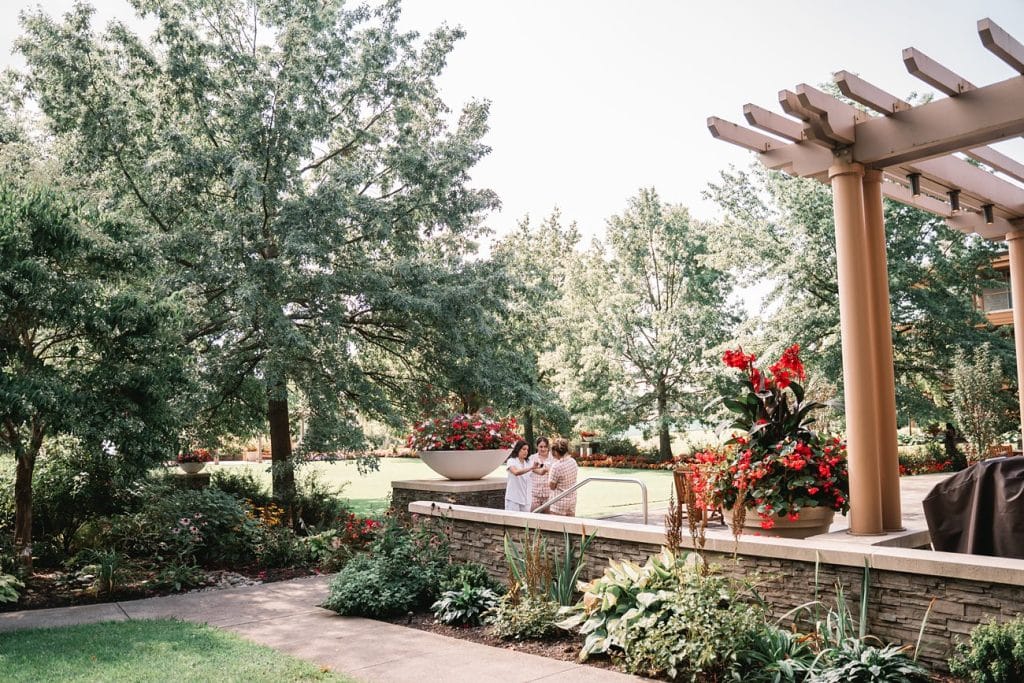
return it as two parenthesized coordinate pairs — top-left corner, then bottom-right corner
(923, 457), (1024, 558)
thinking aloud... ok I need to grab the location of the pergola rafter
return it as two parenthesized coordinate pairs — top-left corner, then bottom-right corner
(709, 17), (1024, 536)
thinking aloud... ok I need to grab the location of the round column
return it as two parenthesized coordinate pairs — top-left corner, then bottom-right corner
(1006, 230), (1024, 447)
(830, 161), (883, 535)
(862, 170), (903, 531)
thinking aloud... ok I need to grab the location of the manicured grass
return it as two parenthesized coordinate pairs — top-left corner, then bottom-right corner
(214, 458), (676, 519)
(0, 619), (351, 683)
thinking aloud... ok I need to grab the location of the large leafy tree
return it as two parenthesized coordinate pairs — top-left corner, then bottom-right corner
(556, 189), (737, 458)
(17, 0), (497, 506)
(704, 164), (1013, 425)
(0, 171), (184, 569)
(490, 211), (579, 446)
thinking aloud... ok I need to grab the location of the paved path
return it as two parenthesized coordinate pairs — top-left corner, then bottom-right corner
(0, 575), (639, 682)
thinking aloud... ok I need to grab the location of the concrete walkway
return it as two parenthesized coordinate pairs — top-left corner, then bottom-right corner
(0, 575), (639, 682)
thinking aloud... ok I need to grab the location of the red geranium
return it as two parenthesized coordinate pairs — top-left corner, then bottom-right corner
(406, 410), (520, 451)
(177, 448), (212, 463)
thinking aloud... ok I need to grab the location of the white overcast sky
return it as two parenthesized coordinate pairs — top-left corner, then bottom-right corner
(3, 0), (1024, 244)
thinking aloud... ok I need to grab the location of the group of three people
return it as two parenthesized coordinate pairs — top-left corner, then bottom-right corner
(504, 436), (579, 516)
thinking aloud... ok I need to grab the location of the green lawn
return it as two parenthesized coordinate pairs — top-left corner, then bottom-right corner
(213, 458), (676, 519)
(0, 619), (352, 683)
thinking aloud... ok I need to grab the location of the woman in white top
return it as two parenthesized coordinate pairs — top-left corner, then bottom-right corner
(504, 440), (536, 511)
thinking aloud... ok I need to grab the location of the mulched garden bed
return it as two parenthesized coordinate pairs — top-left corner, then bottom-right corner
(387, 612), (621, 672)
(0, 566), (320, 613)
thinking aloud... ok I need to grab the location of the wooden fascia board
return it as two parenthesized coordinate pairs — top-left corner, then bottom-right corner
(834, 70), (911, 114)
(706, 116), (787, 153)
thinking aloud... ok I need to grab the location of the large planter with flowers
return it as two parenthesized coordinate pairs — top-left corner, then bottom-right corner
(177, 448), (212, 474)
(408, 411), (520, 481)
(689, 345), (850, 538)
(723, 504), (835, 539)
(418, 449), (511, 480)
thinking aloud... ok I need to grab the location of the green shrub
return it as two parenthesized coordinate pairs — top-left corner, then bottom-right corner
(154, 561), (206, 592)
(322, 553), (425, 617)
(0, 573), (23, 604)
(431, 585), (501, 626)
(294, 470), (350, 531)
(815, 639), (928, 682)
(321, 515), (450, 618)
(491, 591), (562, 640)
(439, 561), (505, 595)
(109, 481), (262, 566)
(734, 626), (815, 683)
(950, 617), (1024, 682)
(30, 437), (139, 554)
(300, 529), (353, 573)
(254, 526), (305, 569)
(599, 437), (639, 457)
(210, 468), (272, 507)
(614, 566), (766, 680)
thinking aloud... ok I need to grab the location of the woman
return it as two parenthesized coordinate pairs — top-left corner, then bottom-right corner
(529, 436), (553, 512)
(547, 437), (579, 516)
(504, 440), (535, 512)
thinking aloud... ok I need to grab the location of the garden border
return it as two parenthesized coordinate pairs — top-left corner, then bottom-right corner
(410, 500), (1024, 673)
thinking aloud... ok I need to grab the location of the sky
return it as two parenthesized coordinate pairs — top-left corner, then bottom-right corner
(2, 0), (1024, 244)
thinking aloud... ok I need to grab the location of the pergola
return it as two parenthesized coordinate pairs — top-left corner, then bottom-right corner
(709, 17), (1024, 535)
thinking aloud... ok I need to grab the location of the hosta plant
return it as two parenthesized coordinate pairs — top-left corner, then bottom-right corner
(431, 584), (501, 626)
(0, 573), (23, 604)
(555, 547), (683, 659)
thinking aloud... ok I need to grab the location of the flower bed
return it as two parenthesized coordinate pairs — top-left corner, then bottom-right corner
(573, 453), (676, 470)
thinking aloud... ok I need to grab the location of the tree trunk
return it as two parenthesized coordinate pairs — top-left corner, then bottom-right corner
(12, 418), (45, 572)
(13, 452), (35, 571)
(267, 381), (296, 520)
(524, 408), (535, 452)
(657, 379), (671, 461)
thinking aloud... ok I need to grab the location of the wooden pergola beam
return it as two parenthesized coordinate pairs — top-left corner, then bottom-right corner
(834, 70), (1024, 185)
(852, 75), (1024, 166)
(903, 47), (976, 95)
(979, 18), (1024, 74)
(964, 147), (1024, 185)
(947, 212), (1019, 240)
(706, 116), (786, 152)
(743, 104), (805, 142)
(834, 70), (911, 114)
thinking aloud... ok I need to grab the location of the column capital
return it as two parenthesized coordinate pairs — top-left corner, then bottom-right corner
(862, 168), (884, 184)
(828, 161), (865, 180)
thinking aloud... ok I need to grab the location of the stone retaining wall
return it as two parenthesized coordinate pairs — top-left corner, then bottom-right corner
(390, 479), (505, 517)
(411, 501), (1024, 673)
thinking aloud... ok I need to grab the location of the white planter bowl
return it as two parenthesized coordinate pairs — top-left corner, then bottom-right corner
(178, 462), (206, 474)
(418, 449), (510, 480)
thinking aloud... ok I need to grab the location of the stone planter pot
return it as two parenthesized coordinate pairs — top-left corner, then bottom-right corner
(724, 505), (835, 539)
(418, 449), (510, 480)
(178, 462), (206, 474)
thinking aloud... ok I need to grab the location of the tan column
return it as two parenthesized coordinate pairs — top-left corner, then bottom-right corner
(862, 170), (903, 531)
(1006, 231), (1024, 446)
(830, 161), (883, 535)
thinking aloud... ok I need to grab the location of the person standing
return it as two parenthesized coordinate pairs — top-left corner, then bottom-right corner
(529, 436), (553, 512)
(547, 437), (579, 516)
(504, 440), (535, 512)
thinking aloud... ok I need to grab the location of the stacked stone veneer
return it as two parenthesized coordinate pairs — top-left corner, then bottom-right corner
(409, 500), (1024, 673)
(390, 478), (505, 517)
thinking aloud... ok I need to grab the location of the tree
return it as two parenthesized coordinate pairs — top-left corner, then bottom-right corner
(704, 164), (1013, 427)
(950, 344), (1008, 461)
(490, 210), (579, 446)
(17, 0), (497, 508)
(0, 176), (184, 569)
(555, 189), (737, 459)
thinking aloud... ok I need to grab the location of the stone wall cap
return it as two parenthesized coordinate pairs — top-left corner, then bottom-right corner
(392, 478), (507, 493)
(409, 501), (1024, 587)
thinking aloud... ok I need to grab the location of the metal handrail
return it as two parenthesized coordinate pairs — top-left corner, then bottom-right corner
(532, 476), (649, 524)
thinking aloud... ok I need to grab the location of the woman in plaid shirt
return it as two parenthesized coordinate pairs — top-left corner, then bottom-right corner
(547, 437), (578, 516)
